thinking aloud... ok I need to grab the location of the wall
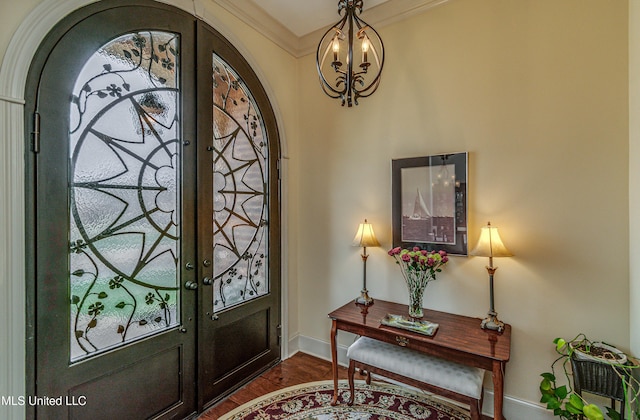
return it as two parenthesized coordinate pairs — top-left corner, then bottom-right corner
(296, 0), (629, 415)
(0, 0), (633, 418)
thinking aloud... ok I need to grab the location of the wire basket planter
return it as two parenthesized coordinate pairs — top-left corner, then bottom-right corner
(570, 357), (633, 418)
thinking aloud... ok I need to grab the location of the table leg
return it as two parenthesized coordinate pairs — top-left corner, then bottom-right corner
(492, 361), (506, 419)
(330, 319), (339, 406)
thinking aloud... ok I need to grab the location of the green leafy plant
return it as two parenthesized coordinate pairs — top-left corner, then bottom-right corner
(540, 335), (640, 420)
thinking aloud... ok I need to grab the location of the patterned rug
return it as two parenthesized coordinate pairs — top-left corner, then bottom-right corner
(218, 380), (470, 419)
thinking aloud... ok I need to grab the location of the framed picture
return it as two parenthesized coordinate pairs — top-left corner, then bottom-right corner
(391, 152), (468, 255)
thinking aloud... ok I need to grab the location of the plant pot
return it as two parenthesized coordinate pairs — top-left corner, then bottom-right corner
(570, 341), (627, 365)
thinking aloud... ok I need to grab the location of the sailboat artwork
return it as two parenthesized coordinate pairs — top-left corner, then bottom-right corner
(392, 152), (468, 255)
(410, 188), (431, 220)
(401, 164), (457, 245)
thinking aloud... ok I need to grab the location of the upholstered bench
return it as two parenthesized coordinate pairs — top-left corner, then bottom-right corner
(346, 336), (485, 420)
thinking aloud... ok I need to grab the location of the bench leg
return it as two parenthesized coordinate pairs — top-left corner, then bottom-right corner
(356, 367), (372, 385)
(470, 389), (483, 420)
(470, 401), (481, 420)
(347, 360), (356, 406)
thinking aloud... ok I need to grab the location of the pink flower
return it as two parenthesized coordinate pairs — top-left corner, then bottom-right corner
(388, 246), (449, 282)
(388, 246), (402, 256)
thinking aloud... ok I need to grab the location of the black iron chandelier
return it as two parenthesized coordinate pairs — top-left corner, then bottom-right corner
(316, 0), (385, 107)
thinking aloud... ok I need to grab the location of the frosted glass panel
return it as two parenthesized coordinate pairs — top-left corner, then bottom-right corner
(212, 53), (269, 311)
(69, 31), (180, 362)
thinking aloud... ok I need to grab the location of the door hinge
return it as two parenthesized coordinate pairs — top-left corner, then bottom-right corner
(276, 323), (282, 346)
(31, 112), (40, 153)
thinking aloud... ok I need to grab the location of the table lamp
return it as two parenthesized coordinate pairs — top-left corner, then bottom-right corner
(352, 219), (380, 305)
(470, 221), (513, 332)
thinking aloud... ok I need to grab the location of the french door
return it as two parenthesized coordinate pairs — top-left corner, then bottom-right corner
(25, 2), (281, 418)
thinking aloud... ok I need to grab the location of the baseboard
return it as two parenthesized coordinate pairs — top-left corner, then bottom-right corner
(291, 334), (554, 420)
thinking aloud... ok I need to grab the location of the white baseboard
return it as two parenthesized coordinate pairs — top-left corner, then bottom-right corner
(290, 334), (554, 420)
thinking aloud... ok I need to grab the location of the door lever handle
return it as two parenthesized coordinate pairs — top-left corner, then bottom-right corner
(184, 281), (198, 290)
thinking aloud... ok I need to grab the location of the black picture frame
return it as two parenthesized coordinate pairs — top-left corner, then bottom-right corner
(392, 152), (468, 255)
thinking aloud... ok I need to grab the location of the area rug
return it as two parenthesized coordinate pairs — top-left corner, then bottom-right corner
(218, 380), (470, 419)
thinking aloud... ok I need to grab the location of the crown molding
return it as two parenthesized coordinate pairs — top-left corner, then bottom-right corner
(214, 0), (451, 58)
(215, 0), (302, 55)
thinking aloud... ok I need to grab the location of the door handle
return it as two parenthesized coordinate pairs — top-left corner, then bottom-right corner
(184, 281), (198, 290)
(203, 277), (213, 285)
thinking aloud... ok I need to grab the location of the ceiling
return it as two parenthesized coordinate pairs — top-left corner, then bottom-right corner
(214, 0), (450, 57)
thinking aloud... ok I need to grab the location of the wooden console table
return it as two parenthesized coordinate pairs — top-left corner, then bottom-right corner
(328, 299), (511, 419)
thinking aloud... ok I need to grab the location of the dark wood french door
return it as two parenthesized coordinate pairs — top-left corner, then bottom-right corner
(195, 23), (282, 408)
(25, 2), (280, 418)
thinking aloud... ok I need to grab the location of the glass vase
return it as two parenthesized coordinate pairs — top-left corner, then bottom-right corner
(405, 272), (429, 318)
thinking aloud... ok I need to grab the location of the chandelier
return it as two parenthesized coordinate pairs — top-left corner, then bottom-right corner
(316, 0), (385, 107)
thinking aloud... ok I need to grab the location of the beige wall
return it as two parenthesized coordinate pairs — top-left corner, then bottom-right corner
(296, 0), (629, 406)
(0, 0), (633, 416)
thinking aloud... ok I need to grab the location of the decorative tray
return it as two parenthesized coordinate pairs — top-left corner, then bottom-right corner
(380, 313), (439, 336)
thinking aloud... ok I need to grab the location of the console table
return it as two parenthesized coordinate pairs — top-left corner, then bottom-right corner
(328, 299), (511, 419)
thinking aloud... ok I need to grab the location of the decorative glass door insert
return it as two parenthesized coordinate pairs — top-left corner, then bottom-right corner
(212, 53), (269, 311)
(69, 31), (181, 362)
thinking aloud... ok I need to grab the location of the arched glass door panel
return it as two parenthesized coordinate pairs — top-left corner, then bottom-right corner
(212, 53), (269, 311)
(69, 31), (181, 361)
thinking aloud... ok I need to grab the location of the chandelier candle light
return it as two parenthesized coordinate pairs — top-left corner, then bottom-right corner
(316, 0), (385, 106)
(352, 219), (380, 305)
(388, 247), (449, 318)
(470, 221), (513, 332)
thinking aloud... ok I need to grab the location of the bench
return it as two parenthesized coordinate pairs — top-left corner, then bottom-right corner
(346, 336), (485, 419)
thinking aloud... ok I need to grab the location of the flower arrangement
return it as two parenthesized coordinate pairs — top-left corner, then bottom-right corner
(388, 246), (449, 318)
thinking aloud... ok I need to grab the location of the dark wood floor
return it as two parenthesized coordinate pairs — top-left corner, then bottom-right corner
(198, 352), (348, 419)
(199, 352), (490, 419)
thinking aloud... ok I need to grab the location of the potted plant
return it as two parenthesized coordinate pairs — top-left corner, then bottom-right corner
(540, 334), (639, 420)
(569, 338), (628, 365)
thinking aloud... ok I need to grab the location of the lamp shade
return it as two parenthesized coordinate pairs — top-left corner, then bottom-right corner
(352, 219), (380, 248)
(470, 222), (513, 258)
